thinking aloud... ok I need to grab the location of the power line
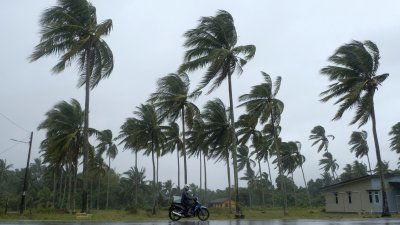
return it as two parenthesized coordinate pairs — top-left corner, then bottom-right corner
(0, 112), (29, 133)
(0, 142), (21, 156)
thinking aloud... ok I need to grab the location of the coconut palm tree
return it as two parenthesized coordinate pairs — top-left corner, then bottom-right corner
(0, 159), (12, 190)
(179, 10), (256, 216)
(389, 122), (400, 154)
(309, 126), (335, 152)
(349, 131), (372, 174)
(186, 116), (209, 203)
(320, 40), (389, 216)
(293, 142), (312, 207)
(30, 0), (114, 212)
(149, 73), (199, 185)
(95, 129), (118, 210)
(237, 145), (256, 207)
(319, 152), (339, 179)
(164, 122), (183, 189)
(238, 72), (287, 215)
(202, 98), (235, 212)
(118, 104), (167, 215)
(122, 166), (146, 207)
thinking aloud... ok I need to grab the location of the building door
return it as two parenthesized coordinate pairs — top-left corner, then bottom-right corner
(396, 195), (400, 213)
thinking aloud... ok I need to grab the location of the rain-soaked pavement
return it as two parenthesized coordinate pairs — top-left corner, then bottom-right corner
(1, 220), (400, 225)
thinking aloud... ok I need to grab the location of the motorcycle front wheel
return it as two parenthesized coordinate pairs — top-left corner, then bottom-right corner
(169, 209), (182, 221)
(197, 208), (210, 221)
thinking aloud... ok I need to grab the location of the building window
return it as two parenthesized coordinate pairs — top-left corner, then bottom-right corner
(334, 192), (338, 204)
(374, 191), (379, 203)
(347, 192), (352, 204)
(368, 191), (373, 203)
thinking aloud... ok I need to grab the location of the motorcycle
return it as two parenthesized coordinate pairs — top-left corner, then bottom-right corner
(169, 196), (210, 221)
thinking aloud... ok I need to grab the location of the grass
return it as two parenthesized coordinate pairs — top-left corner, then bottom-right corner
(0, 207), (398, 221)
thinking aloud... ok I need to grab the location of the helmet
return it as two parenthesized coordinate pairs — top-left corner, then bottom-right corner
(183, 184), (189, 191)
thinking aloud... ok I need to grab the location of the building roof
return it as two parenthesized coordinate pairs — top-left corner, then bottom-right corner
(210, 198), (232, 204)
(321, 173), (400, 192)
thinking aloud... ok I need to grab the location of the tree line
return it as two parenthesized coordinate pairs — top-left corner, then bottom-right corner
(1, 0), (399, 217)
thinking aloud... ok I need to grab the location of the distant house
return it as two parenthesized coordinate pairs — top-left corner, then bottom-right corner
(210, 198), (236, 208)
(322, 173), (400, 213)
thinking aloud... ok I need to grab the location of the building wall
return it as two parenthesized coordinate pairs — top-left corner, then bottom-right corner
(371, 176), (400, 213)
(323, 179), (375, 213)
(212, 200), (236, 208)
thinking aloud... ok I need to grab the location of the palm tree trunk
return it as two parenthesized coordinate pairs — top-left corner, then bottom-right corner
(204, 155), (208, 205)
(300, 164), (312, 207)
(67, 164), (72, 213)
(291, 173), (296, 207)
(97, 175), (101, 210)
(89, 179), (93, 211)
(52, 170), (57, 208)
(266, 157), (275, 207)
(227, 73), (241, 216)
(106, 156), (110, 210)
(82, 48), (94, 213)
(270, 113), (288, 215)
(151, 151), (156, 215)
(156, 153), (159, 209)
(366, 154), (372, 175)
(135, 151), (138, 208)
(371, 104), (390, 216)
(248, 182), (252, 208)
(73, 160), (78, 213)
(61, 169), (67, 209)
(258, 160), (265, 208)
(58, 169), (63, 208)
(226, 155), (232, 213)
(199, 151), (202, 198)
(181, 107), (188, 185)
(177, 149), (180, 190)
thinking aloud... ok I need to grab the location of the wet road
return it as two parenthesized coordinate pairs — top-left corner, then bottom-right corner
(0, 219), (400, 225)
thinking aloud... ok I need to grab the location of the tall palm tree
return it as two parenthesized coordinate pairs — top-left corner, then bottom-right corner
(320, 40), (389, 216)
(149, 73), (199, 185)
(164, 122), (183, 189)
(319, 152), (339, 179)
(0, 159), (12, 190)
(237, 145), (256, 207)
(293, 142), (312, 207)
(95, 129), (118, 210)
(389, 122), (400, 154)
(202, 98), (235, 212)
(30, 0), (114, 212)
(118, 104), (166, 215)
(179, 10), (256, 216)
(309, 126), (335, 152)
(238, 72), (287, 215)
(186, 116), (209, 204)
(349, 131), (372, 174)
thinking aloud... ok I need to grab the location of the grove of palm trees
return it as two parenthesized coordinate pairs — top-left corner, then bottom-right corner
(1, 0), (400, 221)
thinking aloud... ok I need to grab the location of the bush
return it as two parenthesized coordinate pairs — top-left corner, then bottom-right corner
(125, 205), (138, 214)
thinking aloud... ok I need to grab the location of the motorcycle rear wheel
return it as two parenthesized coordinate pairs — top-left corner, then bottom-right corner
(169, 209), (182, 221)
(197, 208), (210, 221)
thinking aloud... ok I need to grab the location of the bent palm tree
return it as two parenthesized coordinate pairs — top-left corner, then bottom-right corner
(149, 73), (199, 185)
(30, 0), (114, 212)
(320, 40), (389, 216)
(95, 129), (118, 210)
(179, 10), (256, 216)
(349, 131), (372, 174)
(389, 123), (400, 154)
(309, 126), (335, 152)
(319, 152), (339, 179)
(238, 72), (287, 215)
(119, 104), (167, 215)
(164, 122), (184, 189)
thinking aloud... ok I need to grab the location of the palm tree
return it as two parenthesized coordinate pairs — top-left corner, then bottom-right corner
(149, 73), (199, 185)
(0, 159), (12, 190)
(202, 98), (235, 212)
(238, 72), (287, 215)
(319, 152), (339, 179)
(186, 116), (209, 204)
(119, 104), (166, 215)
(30, 0), (114, 212)
(237, 145), (256, 207)
(309, 126), (335, 152)
(95, 129), (118, 210)
(123, 166), (146, 207)
(320, 40), (390, 216)
(179, 10), (256, 216)
(38, 99), (85, 211)
(293, 142), (312, 207)
(164, 122), (183, 189)
(349, 131), (372, 174)
(389, 122), (400, 154)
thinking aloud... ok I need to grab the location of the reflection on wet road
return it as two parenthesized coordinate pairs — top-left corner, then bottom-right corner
(1, 219), (400, 225)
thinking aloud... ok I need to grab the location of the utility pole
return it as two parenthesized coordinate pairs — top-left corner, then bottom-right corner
(17, 131), (33, 215)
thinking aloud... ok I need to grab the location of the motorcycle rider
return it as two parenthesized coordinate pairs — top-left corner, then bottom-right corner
(181, 184), (194, 216)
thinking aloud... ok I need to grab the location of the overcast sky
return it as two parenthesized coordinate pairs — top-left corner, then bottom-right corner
(1, 0), (399, 190)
